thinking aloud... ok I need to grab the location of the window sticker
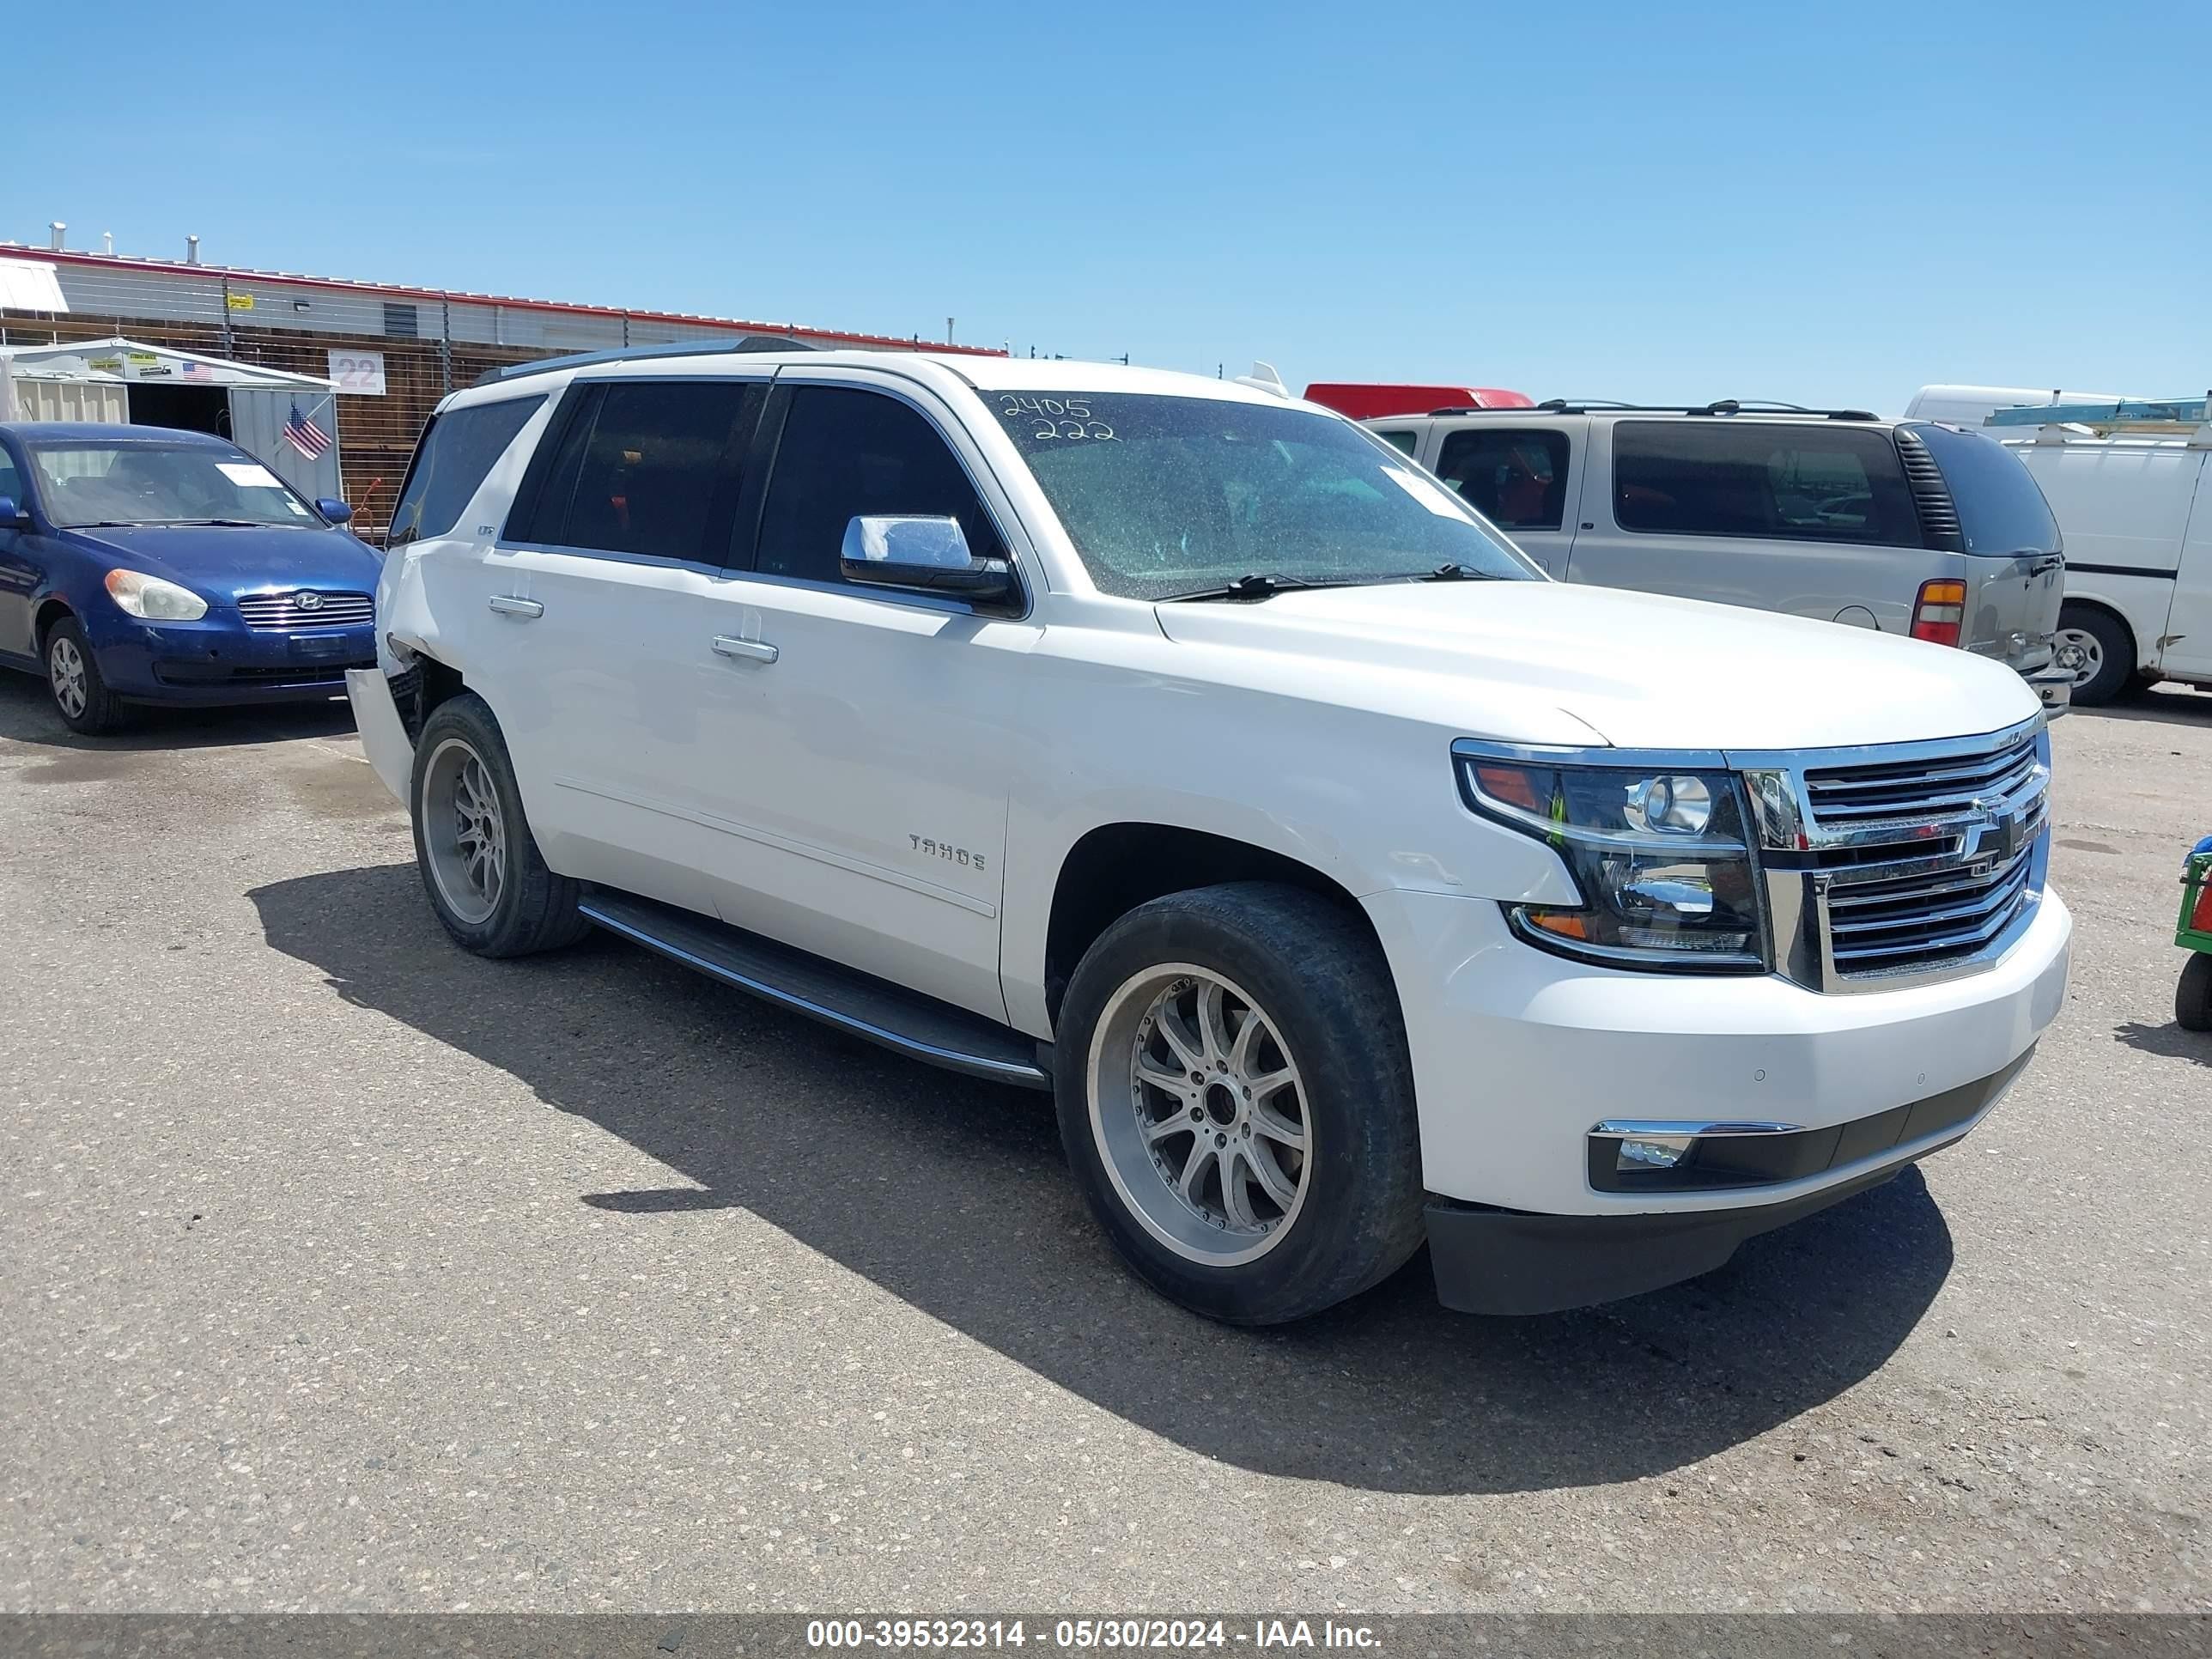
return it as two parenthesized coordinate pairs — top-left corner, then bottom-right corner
(216, 462), (283, 489)
(1381, 465), (1474, 520)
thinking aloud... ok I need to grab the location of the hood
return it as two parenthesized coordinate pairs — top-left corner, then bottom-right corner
(1152, 580), (2040, 750)
(60, 523), (384, 596)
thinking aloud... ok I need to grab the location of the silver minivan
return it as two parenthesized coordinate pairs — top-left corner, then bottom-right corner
(1366, 402), (2071, 709)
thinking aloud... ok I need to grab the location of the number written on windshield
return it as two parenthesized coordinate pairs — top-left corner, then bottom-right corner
(999, 395), (1115, 442)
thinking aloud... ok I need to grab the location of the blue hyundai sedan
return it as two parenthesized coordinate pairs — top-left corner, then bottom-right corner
(0, 422), (382, 733)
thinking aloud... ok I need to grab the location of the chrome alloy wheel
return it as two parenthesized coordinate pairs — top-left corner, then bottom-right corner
(2055, 625), (2102, 688)
(47, 635), (88, 720)
(421, 736), (507, 926)
(1087, 963), (1311, 1267)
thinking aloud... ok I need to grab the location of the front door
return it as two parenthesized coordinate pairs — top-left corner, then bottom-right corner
(0, 444), (37, 661)
(682, 376), (1036, 1023)
(1428, 418), (1589, 576)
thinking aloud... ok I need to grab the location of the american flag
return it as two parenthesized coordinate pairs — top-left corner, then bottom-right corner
(283, 401), (331, 459)
(179, 360), (212, 382)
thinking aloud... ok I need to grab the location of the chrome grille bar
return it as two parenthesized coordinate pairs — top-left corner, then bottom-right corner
(1736, 714), (2049, 993)
(236, 592), (375, 630)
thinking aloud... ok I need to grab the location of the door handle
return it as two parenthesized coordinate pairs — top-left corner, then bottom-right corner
(489, 595), (544, 618)
(711, 635), (779, 665)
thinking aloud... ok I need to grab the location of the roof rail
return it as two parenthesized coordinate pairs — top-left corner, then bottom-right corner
(473, 335), (820, 388)
(1525, 398), (1880, 420)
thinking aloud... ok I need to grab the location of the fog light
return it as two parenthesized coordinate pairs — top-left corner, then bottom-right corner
(1618, 1134), (1692, 1170)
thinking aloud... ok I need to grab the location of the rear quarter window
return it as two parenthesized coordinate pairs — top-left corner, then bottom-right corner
(386, 394), (547, 546)
(1911, 422), (2061, 556)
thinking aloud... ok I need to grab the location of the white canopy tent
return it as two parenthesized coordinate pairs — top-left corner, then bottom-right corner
(0, 337), (343, 501)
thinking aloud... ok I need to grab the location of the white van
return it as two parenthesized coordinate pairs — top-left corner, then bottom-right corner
(1904, 386), (2138, 428)
(1989, 408), (2212, 705)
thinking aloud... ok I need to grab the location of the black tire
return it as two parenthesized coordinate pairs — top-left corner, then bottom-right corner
(2178, 954), (2212, 1034)
(1053, 882), (1425, 1326)
(42, 617), (129, 736)
(2060, 602), (2136, 708)
(409, 690), (589, 957)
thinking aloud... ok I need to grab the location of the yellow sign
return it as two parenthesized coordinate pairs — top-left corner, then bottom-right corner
(87, 357), (122, 372)
(126, 351), (157, 363)
(226, 292), (256, 311)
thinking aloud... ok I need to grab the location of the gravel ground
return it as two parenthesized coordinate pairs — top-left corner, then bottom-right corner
(0, 672), (2206, 1615)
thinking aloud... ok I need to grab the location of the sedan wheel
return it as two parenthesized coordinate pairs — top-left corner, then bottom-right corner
(47, 634), (89, 721)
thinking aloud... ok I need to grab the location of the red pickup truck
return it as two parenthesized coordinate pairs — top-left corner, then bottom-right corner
(1304, 382), (1533, 420)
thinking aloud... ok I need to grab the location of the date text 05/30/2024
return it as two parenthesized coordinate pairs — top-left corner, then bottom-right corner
(805, 1619), (1382, 1650)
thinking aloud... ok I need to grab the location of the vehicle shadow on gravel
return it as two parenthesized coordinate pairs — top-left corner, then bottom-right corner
(0, 673), (356, 752)
(252, 861), (1954, 1498)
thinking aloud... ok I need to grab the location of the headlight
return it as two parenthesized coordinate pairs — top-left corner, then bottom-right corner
(105, 568), (209, 622)
(1458, 750), (1767, 971)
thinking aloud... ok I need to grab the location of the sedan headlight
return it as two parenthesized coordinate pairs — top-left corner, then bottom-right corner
(1458, 750), (1767, 971)
(105, 568), (209, 622)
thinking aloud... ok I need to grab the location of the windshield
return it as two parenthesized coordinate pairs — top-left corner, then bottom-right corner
(985, 392), (1539, 599)
(27, 442), (321, 529)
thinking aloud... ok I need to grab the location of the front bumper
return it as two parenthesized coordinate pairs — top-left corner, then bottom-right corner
(93, 617), (375, 706)
(1425, 1049), (2027, 1314)
(1361, 884), (2069, 1306)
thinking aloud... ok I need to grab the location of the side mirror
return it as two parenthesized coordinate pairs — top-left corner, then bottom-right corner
(839, 514), (1012, 601)
(0, 496), (27, 529)
(315, 497), (355, 526)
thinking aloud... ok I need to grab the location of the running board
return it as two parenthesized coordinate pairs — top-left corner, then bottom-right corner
(577, 890), (1053, 1091)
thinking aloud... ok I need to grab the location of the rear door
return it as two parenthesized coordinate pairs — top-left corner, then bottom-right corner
(1565, 418), (1929, 632)
(481, 374), (769, 911)
(1429, 418), (1589, 575)
(1907, 423), (2064, 666)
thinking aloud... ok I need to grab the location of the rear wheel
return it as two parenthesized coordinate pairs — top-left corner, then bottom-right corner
(44, 618), (127, 736)
(2179, 954), (2212, 1034)
(1054, 883), (1425, 1325)
(410, 691), (589, 957)
(2057, 603), (2136, 708)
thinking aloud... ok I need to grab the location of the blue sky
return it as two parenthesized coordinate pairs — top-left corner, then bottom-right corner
(10, 0), (2206, 412)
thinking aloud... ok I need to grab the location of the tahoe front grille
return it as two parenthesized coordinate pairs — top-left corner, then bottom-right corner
(1746, 718), (2050, 992)
(236, 591), (374, 629)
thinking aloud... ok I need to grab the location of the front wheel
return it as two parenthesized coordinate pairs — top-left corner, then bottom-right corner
(1054, 883), (1425, 1325)
(45, 618), (128, 736)
(410, 690), (589, 957)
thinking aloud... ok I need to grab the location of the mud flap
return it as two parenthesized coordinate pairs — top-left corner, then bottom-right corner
(344, 668), (414, 806)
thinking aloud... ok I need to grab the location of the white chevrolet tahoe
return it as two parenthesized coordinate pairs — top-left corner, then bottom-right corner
(349, 346), (2071, 1326)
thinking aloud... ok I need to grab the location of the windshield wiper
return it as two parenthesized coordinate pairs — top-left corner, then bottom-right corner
(1160, 573), (1338, 604)
(1417, 562), (1506, 582)
(165, 518), (275, 528)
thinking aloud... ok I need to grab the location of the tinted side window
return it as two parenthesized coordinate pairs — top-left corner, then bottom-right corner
(534, 380), (763, 561)
(1437, 428), (1572, 531)
(1374, 428), (1419, 458)
(386, 395), (545, 545)
(1613, 422), (1917, 546)
(752, 387), (1004, 583)
(1911, 422), (2060, 556)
